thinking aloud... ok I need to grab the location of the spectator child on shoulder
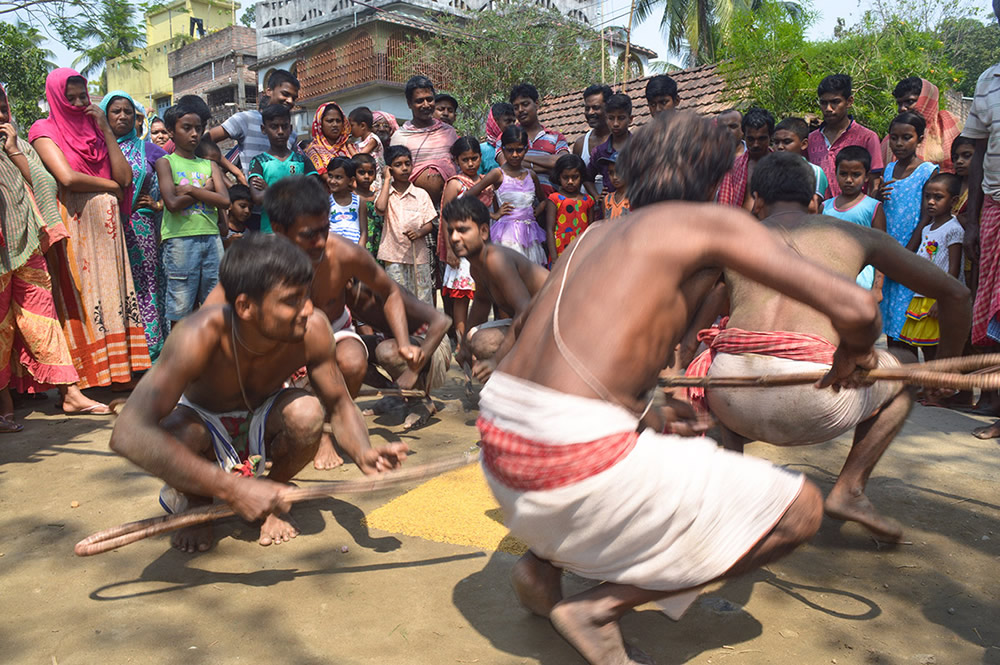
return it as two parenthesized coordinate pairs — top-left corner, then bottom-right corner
(545, 153), (594, 263)
(155, 100), (231, 327)
(248, 103), (316, 233)
(325, 155), (367, 246)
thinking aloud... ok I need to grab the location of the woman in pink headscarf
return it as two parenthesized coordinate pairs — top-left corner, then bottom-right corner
(29, 69), (150, 392)
(304, 101), (351, 174)
(880, 77), (961, 172)
(372, 110), (399, 148)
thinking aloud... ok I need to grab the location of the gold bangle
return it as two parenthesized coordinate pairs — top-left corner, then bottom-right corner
(7, 151), (23, 157)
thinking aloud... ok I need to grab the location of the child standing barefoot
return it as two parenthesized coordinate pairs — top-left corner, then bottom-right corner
(467, 125), (547, 265)
(440, 136), (498, 345)
(375, 145), (436, 305)
(880, 111), (939, 347)
(900, 174), (964, 359)
(545, 153), (594, 263)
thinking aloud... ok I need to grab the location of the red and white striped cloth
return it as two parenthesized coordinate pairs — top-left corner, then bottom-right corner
(685, 322), (836, 412)
(477, 416), (637, 491)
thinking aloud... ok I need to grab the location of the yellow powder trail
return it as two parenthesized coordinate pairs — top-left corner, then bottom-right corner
(365, 463), (527, 555)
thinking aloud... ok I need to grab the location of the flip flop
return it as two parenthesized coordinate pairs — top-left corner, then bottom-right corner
(63, 403), (113, 416)
(0, 415), (23, 433)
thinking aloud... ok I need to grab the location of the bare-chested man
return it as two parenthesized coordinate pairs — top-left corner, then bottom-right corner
(110, 234), (408, 553)
(476, 111), (884, 665)
(686, 151), (971, 542)
(443, 196), (549, 382)
(205, 176), (423, 469)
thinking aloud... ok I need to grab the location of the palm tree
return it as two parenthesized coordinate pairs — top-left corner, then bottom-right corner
(633, 0), (802, 66)
(58, 0), (145, 92)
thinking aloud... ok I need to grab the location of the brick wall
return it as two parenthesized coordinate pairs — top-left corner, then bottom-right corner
(168, 25), (257, 78)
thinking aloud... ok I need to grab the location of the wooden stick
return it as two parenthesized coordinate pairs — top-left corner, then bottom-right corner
(74, 452), (479, 557)
(356, 388), (428, 399)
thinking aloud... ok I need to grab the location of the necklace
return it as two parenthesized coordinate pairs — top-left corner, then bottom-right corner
(230, 312), (262, 415)
(232, 316), (267, 355)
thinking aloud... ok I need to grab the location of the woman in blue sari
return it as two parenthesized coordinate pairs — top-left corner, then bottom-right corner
(101, 91), (168, 360)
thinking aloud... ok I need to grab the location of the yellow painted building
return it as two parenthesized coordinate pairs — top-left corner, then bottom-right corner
(106, 0), (239, 118)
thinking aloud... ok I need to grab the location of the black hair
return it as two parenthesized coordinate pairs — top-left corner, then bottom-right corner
(263, 175), (330, 231)
(509, 82), (539, 104)
(65, 75), (87, 88)
(621, 110), (735, 208)
(163, 101), (204, 130)
(491, 101), (515, 118)
(105, 95), (134, 114)
(176, 94), (212, 122)
(267, 69), (300, 91)
(348, 106), (373, 127)
(774, 117), (809, 140)
(194, 136), (222, 159)
(404, 75), (435, 103)
(500, 124), (529, 148)
(889, 110), (926, 139)
(645, 75), (679, 102)
(583, 84), (613, 102)
(451, 136), (481, 158)
(434, 93), (458, 109)
(219, 232), (313, 306)
(442, 195), (491, 229)
(149, 116), (166, 129)
(605, 93), (633, 115)
(717, 108), (741, 120)
(750, 152), (816, 207)
(326, 156), (356, 178)
(951, 135), (976, 159)
(551, 153), (587, 187)
(260, 103), (291, 124)
(835, 145), (872, 172)
(817, 73), (852, 99)
(742, 107), (775, 134)
(228, 183), (252, 203)
(351, 152), (376, 167)
(893, 76), (923, 100)
(385, 144), (412, 165)
(925, 172), (962, 197)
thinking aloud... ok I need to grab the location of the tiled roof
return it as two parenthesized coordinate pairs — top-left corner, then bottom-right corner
(538, 63), (746, 142)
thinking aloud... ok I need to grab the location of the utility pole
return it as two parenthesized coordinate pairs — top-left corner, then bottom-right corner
(623, 0), (635, 90)
(600, 0), (605, 84)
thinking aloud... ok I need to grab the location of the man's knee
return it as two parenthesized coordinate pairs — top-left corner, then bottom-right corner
(337, 339), (369, 384)
(782, 480), (824, 545)
(277, 393), (324, 447)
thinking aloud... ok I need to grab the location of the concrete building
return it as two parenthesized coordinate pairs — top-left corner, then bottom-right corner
(168, 25), (258, 126)
(250, 0), (654, 132)
(106, 0), (240, 119)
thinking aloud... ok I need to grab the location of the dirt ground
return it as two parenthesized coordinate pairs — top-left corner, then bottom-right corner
(1, 369), (999, 665)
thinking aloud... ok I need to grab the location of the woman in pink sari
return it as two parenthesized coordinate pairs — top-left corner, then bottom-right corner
(29, 69), (150, 391)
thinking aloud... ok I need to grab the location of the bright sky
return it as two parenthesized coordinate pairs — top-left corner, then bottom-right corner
(33, 0), (867, 71)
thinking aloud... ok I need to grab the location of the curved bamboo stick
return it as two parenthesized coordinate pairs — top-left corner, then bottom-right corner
(74, 452), (479, 557)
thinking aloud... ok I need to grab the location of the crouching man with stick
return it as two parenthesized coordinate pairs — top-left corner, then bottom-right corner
(110, 233), (408, 553)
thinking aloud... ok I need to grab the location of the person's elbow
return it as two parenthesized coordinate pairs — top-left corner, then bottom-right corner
(939, 279), (972, 314)
(162, 197), (185, 213)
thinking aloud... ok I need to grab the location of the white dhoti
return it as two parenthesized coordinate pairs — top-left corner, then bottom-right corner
(478, 371), (804, 592)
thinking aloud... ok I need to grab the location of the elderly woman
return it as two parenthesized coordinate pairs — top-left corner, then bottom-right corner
(101, 91), (168, 361)
(0, 83), (113, 426)
(29, 69), (150, 390)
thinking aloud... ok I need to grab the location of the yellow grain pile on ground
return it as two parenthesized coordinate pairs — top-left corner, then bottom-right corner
(365, 463), (527, 555)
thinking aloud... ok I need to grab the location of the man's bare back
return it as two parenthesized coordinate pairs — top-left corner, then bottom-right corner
(469, 243), (549, 316)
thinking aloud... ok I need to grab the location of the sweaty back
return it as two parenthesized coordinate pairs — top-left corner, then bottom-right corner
(725, 214), (869, 343)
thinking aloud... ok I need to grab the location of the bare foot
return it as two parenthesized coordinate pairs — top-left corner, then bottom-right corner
(972, 420), (1000, 440)
(313, 433), (344, 470)
(512, 551), (564, 617)
(824, 489), (903, 542)
(259, 512), (298, 546)
(59, 385), (111, 415)
(402, 398), (437, 431)
(361, 395), (405, 417)
(550, 599), (650, 665)
(172, 523), (214, 553)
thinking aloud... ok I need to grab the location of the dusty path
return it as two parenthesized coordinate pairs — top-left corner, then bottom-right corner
(1, 373), (998, 665)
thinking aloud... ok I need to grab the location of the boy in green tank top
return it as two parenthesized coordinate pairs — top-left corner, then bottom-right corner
(155, 100), (230, 329)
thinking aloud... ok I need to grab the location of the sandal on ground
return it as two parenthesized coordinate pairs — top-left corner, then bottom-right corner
(0, 415), (23, 433)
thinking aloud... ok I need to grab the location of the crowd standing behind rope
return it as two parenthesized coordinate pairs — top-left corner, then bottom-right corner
(0, 62), (988, 442)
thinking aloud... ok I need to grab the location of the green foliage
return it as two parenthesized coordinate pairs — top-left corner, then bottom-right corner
(240, 4), (255, 28)
(395, 5), (602, 136)
(939, 16), (1000, 97)
(57, 0), (146, 94)
(0, 21), (54, 135)
(719, 0), (961, 134)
